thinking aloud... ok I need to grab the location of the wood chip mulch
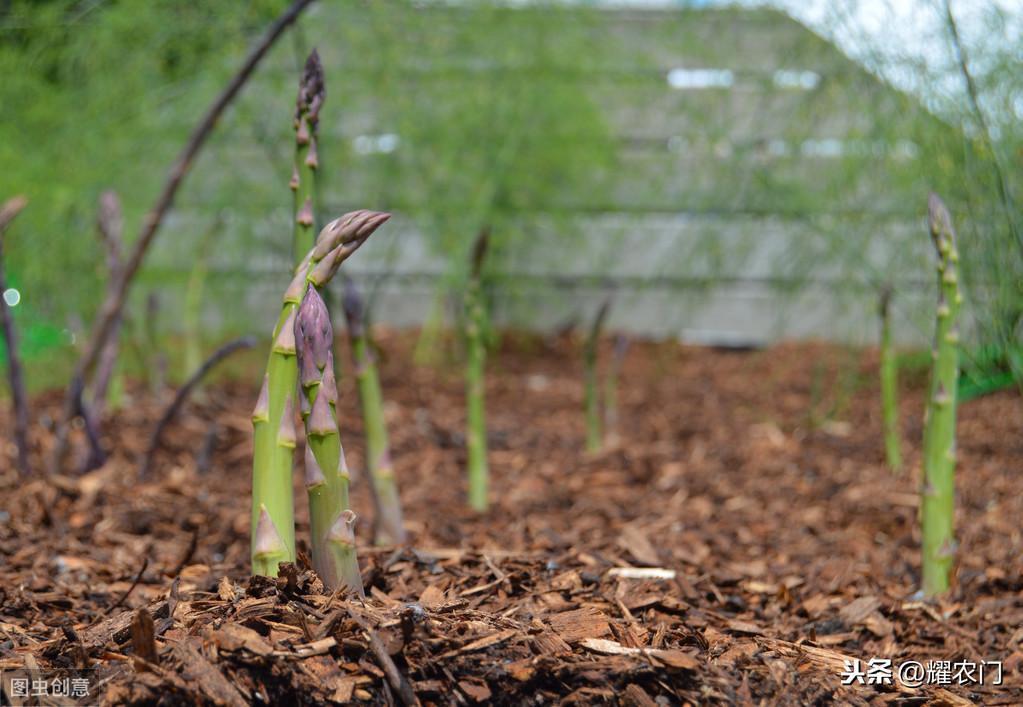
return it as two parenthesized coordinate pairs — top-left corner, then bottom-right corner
(1, 334), (1021, 705)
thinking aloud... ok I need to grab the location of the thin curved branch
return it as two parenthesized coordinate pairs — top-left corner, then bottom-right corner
(51, 0), (317, 474)
(0, 195), (30, 476)
(139, 336), (256, 478)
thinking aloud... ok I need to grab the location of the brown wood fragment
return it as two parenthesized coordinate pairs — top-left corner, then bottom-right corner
(548, 607), (611, 643)
(82, 600), (168, 649)
(458, 679), (492, 702)
(532, 629), (572, 656)
(173, 637), (248, 707)
(622, 683), (658, 707)
(838, 596), (880, 624)
(439, 628), (519, 658)
(725, 619), (765, 636)
(419, 584), (446, 609)
(210, 623), (273, 657)
(618, 524), (661, 566)
(579, 638), (699, 670)
(131, 608), (159, 665)
(290, 636), (337, 657)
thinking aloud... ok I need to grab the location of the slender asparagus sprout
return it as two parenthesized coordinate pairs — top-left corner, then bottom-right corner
(295, 284), (364, 595)
(291, 50), (324, 266)
(464, 229), (490, 511)
(90, 191), (125, 417)
(879, 285), (903, 473)
(920, 193), (963, 597)
(604, 333), (630, 449)
(251, 211), (388, 578)
(342, 279), (407, 545)
(584, 299), (611, 453)
(0, 195), (30, 476)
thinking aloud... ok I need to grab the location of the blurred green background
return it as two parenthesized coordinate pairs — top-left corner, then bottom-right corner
(1, 0), (1020, 392)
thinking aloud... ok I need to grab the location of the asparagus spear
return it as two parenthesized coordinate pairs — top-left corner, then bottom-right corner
(342, 279), (406, 545)
(465, 229), (490, 511)
(295, 284), (364, 595)
(291, 50), (325, 266)
(584, 299), (610, 453)
(879, 285), (903, 473)
(604, 333), (630, 449)
(920, 193), (962, 596)
(251, 210), (389, 577)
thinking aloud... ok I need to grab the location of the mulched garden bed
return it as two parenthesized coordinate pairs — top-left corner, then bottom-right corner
(1, 334), (1020, 705)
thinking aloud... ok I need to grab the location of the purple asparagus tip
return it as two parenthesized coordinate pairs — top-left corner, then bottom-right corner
(296, 285), (333, 376)
(312, 210), (391, 260)
(927, 192), (957, 254)
(341, 278), (365, 336)
(296, 49), (326, 127)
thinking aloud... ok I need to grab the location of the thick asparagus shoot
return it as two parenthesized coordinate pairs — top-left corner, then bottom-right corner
(295, 284), (364, 595)
(465, 230), (490, 511)
(584, 299), (610, 453)
(879, 286), (903, 473)
(251, 210), (389, 577)
(291, 50), (324, 266)
(342, 279), (406, 545)
(920, 193), (963, 597)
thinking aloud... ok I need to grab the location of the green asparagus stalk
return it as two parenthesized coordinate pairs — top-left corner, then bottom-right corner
(465, 230), (490, 512)
(604, 333), (630, 449)
(920, 193), (963, 597)
(584, 299), (610, 453)
(342, 279), (406, 545)
(251, 210), (389, 577)
(296, 284), (364, 595)
(879, 285), (903, 473)
(291, 50), (325, 266)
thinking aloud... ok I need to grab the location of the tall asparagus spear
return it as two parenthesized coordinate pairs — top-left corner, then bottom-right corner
(920, 193), (962, 597)
(584, 298), (610, 453)
(251, 210), (389, 577)
(879, 285), (903, 473)
(291, 50), (324, 266)
(342, 279), (406, 545)
(464, 229), (490, 511)
(295, 284), (364, 595)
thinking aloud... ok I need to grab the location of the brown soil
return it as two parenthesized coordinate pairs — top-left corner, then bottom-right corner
(1, 334), (1021, 705)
